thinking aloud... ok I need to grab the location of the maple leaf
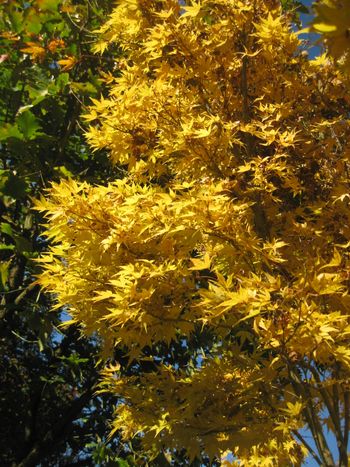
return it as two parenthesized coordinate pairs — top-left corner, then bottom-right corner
(21, 41), (46, 62)
(57, 55), (78, 71)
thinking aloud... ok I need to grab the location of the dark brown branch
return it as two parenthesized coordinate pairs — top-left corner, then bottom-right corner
(288, 365), (335, 466)
(292, 429), (322, 466)
(308, 364), (347, 466)
(17, 384), (96, 467)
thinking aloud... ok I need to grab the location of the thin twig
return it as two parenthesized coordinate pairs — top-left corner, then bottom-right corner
(292, 429), (322, 466)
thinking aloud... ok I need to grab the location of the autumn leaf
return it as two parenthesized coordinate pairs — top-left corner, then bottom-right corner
(21, 41), (46, 61)
(57, 55), (78, 71)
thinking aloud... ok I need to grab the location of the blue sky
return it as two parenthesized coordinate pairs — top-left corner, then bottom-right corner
(299, 0), (322, 59)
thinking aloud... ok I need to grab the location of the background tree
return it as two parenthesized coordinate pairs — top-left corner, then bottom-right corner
(0, 1), (143, 465)
(36, 0), (350, 465)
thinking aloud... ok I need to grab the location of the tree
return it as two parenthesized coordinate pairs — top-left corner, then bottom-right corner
(36, 0), (350, 465)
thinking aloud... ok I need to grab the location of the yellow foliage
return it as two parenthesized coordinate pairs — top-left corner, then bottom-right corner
(36, 0), (350, 464)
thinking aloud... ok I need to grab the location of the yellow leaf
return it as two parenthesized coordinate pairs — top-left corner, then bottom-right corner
(21, 42), (46, 61)
(182, 1), (202, 18)
(319, 249), (342, 269)
(190, 253), (211, 270)
(57, 55), (78, 71)
(313, 23), (337, 33)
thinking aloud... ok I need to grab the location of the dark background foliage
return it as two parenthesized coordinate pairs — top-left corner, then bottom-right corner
(0, 1), (130, 465)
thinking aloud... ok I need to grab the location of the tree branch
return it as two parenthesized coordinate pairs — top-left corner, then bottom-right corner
(308, 364), (347, 466)
(288, 365), (335, 466)
(17, 384), (96, 467)
(292, 429), (322, 466)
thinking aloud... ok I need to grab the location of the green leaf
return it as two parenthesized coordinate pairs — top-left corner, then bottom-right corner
(24, 14), (43, 34)
(56, 72), (70, 90)
(40, 375), (65, 384)
(116, 459), (130, 467)
(0, 261), (10, 289)
(0, 124), (23, 142)
(25, 86), (50, 106)
(1, 223), (14, 238)
(38, 337), (44, 352)
(40, 0), (61, 12)
(0, 170), (9, 191)
(24, 214), (33, 230)
(70, 81), (98, 96)
(17, 110), (42, 140)
(59, 353), (89, 365)
(14, 235), (32, 254)
(0, 244), (15, 251)
(7, 8), (24, 33)
(54, 165), (73, 178)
